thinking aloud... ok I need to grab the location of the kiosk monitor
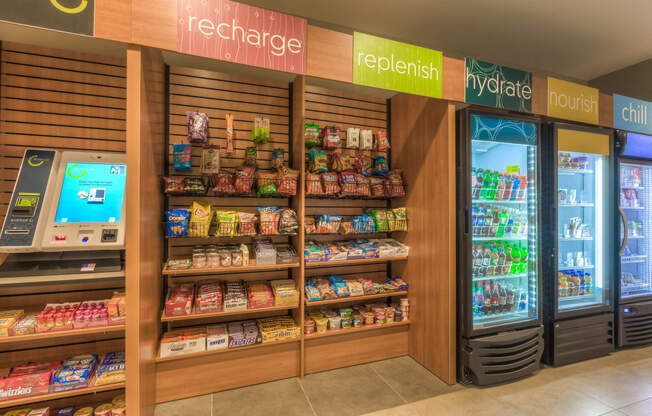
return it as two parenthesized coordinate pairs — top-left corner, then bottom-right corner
(40, 152), (127, 251)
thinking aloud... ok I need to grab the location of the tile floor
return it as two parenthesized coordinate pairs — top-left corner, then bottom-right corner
(155, 346), (652, 416)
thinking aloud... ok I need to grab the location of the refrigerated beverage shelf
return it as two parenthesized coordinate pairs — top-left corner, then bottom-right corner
(625, 235), (645, 239)
(559, 168), (594, 175)
(621, 185), (645, 190)
(473, 236), (527, 241)
(559, 265), (594, 270)
(622, 206), (646, 210)
(473, 310), (531, 328)
(622, 255), (648, 264)
(472, 273), (527, 282)
(559, 237), (594, 241)
(472, 199), (526, 205)
(559, 203), (595, 207)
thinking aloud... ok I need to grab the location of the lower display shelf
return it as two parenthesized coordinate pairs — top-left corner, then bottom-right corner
(305, 291), (408, 307)
(0, 325), (125, 345)
(0, 382), (125, 409)
(305, 256), (408, 268)
(155, 337), (300, 363)
(304, 320), (410, 340)
(161, 305), (298, 322)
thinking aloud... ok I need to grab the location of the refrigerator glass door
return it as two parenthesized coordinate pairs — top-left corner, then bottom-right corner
(470, 115), (539, 331)
(620, 162), (652, 299)
(557, 151), (611, 312)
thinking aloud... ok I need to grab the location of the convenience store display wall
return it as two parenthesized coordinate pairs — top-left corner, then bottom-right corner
(0, 42), (127, 411)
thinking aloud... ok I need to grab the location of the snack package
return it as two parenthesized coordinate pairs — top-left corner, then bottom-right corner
(189, 202), (211, 237)
(258, 207), (280, 235)
(94, 353), (125, 386)
(356, 174), (371, 197)
(237, 212), (257, 236)
(271, 148), (285, 171)
(165, 284), (194, 317)
(270, 279), (299, 306)
(214, 210), (238, 237)
(305, 281), (322, 302)
(321, 172), (341, 196)
(225, 113), (234, 155)
(160, 328), (206, 357)
(306, 173), (323, 195)
(339, 217), (354, 235)
(374, 130), (390, 151)
(360, 130), (373, 150)
(339, 172), (358, 197)
(200, 145), (220, 174)
(206, 324), (228, 351)
(373, 156), (389, 175)
(355, 155), (373, 177)
(368, 209), (390, 232)
(278, 208), (298, 235)
(183, 176), (206, 194)
(163, 176), (184, 194)
(304, 217), (316, 234)
(277, 168), (298, 196)
(346, 128), (360, 149)
(276, 244), (299, 264)
(244, 146), (257, 168)
(369, 177), (385, 198)
(331, 150), (355, 172)
(321, 126), (341, 150)
(234, 165), (256, 194)
(214, 168), (236, 194)
(252, 117), (271, 144)
(0, 310), (23, 337)
(10, 314), (37, 336)
(393, 208), (408, 231)
(386, 170), (406, 197)
(187, 112), (208, 144)
(308, 150), (328, 173)
(256, 172), (278, 195)
(52, 354), (98, 392)
(247, 281), (274, 309)
(173, 144), (192, 171)
(304, 123), (321, 148)
(316, 215), (342, 234)
(166, 209), (190, 237)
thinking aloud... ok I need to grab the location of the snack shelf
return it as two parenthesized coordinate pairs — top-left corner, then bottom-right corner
(155, 338), (300, 363)
(162, 261), (301, 275)
(559, 203), (595, 207)
(0, 382), (125, 408)
(471, 199), (526, 205)
(161, 304), (299, 322)
(304, 193), (406, 201)
(304, 256), (408, 268)
(558, 168), (594, 175)
(303, 320), (410, 340)
(304, 291), (408, 307)
(0, 325), (125, 345)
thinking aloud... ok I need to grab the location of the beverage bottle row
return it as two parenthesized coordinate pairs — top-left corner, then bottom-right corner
(472, 204), (528, 237)
(471, 168), (527, 201)
(472, 242), (529, 277)
(472, 280), (528, 316)
(558, 270), (593, 298)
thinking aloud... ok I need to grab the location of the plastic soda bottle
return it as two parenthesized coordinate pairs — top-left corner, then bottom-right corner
(496, 174), (506, 201)
(480, 170), (492, 200)
(497, 245), (506, 275)
(498, 285), (507, 313)
(504, 246), (513, 275)
(495, 209), (508, 237)
(509, 176), (520, 201)
(491, 284), (500, 314)
(483, 281), (492, 315)
(510, 245), (521, 274)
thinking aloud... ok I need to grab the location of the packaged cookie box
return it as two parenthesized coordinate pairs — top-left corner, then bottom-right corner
(0, 362), (60, 401)
(160, 328), (206, 358)
(0, 310), (24, 337)
(206, 324), (228, 351)
(165, 284), (194, 317)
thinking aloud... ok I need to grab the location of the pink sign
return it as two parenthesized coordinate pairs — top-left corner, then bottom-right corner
(178, 0), (307, 74)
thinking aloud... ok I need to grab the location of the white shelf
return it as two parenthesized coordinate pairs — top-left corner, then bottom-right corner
(473, 236), (527, 241)
(559, 168), (593, 175)
(472, 273), (527, 282)
(559, 237), (593, 241)
(559, 265), (594, 270)
(622, 206), (646, 210)
(559, 203), (594, 207)
(472, 199), (526, 205)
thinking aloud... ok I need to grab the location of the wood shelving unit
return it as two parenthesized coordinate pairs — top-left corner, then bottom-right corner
(162, 262), (300, 275)
(161, 304), (298, 322)
(155, 338), (300, 363)
(0, 382), (125, 409)
(0, 325), (125, 345)
(305, 257), (408, 268)
(304, 320), (410, 340)
(305, 291), (408, 307)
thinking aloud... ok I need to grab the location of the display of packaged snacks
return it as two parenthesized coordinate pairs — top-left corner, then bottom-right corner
(346, 128), (360, 149)
(173, 144), (192, 171)
(165, 284), (194, 317)
(321, 172), (341, 195)
(160, 328), (206, 358)
(234, 165), (255, 194)
(227, 320), (260, 348)
(368, 209), (390, 232)
(195, 282), (222, 314)
(0, 310), (23, 337)
(304, 301), (406, 335)
(254, 240), (277, 265)
(360, 129), (373, 150)
(189, 202), (211, 237)
(94, 353), (125, 387)
(35, 303), (78, 333)
(247, 282), (274, 309)
(257, 316), (300, 343)
(258, 206), (280, 235)
(0, 361), (60, 401)
(52, 354), (98, 392)
(308, 150), (328, 173)
(223, 282), (247, 312)
(213, 168), (236, 194)
(302, 239), (408, 263)
(187, 111), (208, 144)
(374, 130), (390, 151)
(277, 168), (299, 196)
(163, 176), (184, 194)
(206, 324), (228, 351)
(304, 123), (321, 148)
(256, 172), (277, 195)
(166, 209), (190, 237)
(306, 173), (324, 195)
(270, 279), (299, 306)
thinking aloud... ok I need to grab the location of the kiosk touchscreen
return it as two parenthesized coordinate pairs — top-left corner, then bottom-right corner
(0, 149), (61, 252)
(40, 152), (127, 251)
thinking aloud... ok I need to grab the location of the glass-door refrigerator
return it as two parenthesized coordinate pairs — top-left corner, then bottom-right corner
(542, 123), (615, 367)
(615, 130), (652, 348)
(457, 110), (543, 386)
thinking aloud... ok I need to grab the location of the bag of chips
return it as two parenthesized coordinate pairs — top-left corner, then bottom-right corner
(272, 148), (285, 171)
(369, 177), (385, 198)
(322, 172), (341, 196)
(309, 150), (328, 173)
(183, 176), (206, 194)
(279, 208), (298, 235)
(356, 155), (373, 176)
(173, 144), (192, 171)
(305, 217), (316, 234)
(304, 123), (321, 148)
(339, 172), (358, 197)
(215, 210), (238, 237)
(258, 207), (280, 235)
(367, 209), (389, 232)
(238, 212), (257, 236)
(257, 172), (278, 195)
(244, 146), (257, 167)
(214, 168), (236, 194)
(373, 156), (389, 175)
(360, 129), (373, 150)
(189, 202), (212, 237)
(187, 111), (208, 144)
(234, 165), (256, 194)
(374, 130), (390, 151)
(321, 126), (341, 150)
(393, 207), (408, 231)
(356, 174), (371, 197)
(306, 173), (324, 195)
(166, 209), (189, 237)
(277, 167), (299, 196)
(386, 170), (406, 197)
(164, 176), (184, 194)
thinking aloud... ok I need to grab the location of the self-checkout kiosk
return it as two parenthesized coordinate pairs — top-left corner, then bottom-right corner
(0, 149), (127, 284)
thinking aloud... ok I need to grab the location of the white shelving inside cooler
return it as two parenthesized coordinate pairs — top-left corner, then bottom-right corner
(470, 139), (538, 330)
(557, 151), (609, 312)
(620, 163), (652, 299)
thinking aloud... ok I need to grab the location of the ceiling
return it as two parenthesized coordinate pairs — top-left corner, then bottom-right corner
(236, 0), (652, 82)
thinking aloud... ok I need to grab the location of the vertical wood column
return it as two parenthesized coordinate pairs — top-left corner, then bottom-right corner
(125, 45), (166, 416)
(390, 94), (457, 384)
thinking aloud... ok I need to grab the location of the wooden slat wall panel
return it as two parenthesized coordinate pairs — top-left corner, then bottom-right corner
(0, 42), (127, 225)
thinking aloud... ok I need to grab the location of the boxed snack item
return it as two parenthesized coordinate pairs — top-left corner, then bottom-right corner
(257, 317), (300, 343)
(254, 240), (277, 266)
(304, 241), (325, 263)
(165, 284), (194, 317)
(27, 409), (49, 416)
(160, 327), (206, 358)
(194, 282), (222, 314)
(206, 324), (228, 351)
(107, 293), (126, 326)
(94, 352), (125, 386)
(10, 314), (37, 336)
(0, 310), (24, 337)
(0, 362), (59, 401)
(227, 321), (260, 348)
(275, 244), (298, 264)
(270, 280), (299, 307)
(247, 282), (274, 309)
(72, 300), (110, 329)
(222, 282), (247, 312)
(36, 303), (79, 333)
(51, 354), (98, 392)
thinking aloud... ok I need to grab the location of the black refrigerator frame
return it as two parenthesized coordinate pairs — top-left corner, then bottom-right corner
(541, 122), (616, 366)
(614, 130), (652, 348)
(457, 108), (543, 338)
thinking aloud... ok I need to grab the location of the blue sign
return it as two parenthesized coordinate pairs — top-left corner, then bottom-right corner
(622, 132), (652, 159)
(614, 94), (652, 135)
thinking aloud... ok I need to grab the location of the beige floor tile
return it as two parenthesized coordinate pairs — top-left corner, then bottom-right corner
(211, 378), (314, 416)
(155, 394), (212, 416)
(369, 356), (463, 403)
(360, 403), (423, 416)
(301, 364), (405, 416)
(412, 387), (523, 416)
(618, 398), (652, 416)
(599, 411), (628, 416)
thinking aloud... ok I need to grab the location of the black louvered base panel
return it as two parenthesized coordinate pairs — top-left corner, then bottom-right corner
(618, 300), (652, 348)
(461, 326), (544, 386)
(547, 313), (614, 366)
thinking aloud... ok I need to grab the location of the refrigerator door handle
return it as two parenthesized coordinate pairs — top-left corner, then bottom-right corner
(618, 206), (628, 256)
(464, 208), (470, 235)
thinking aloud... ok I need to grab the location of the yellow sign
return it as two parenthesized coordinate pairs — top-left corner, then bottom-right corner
(547, 77), (599, 125)
(50, 0), (88, 14)
(506, 165), (520, 174)
(558, 129), (610, 156)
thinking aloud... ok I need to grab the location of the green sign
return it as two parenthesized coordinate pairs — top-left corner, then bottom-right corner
(353, 32), (442, 98)
(465, 58), (532, 112)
